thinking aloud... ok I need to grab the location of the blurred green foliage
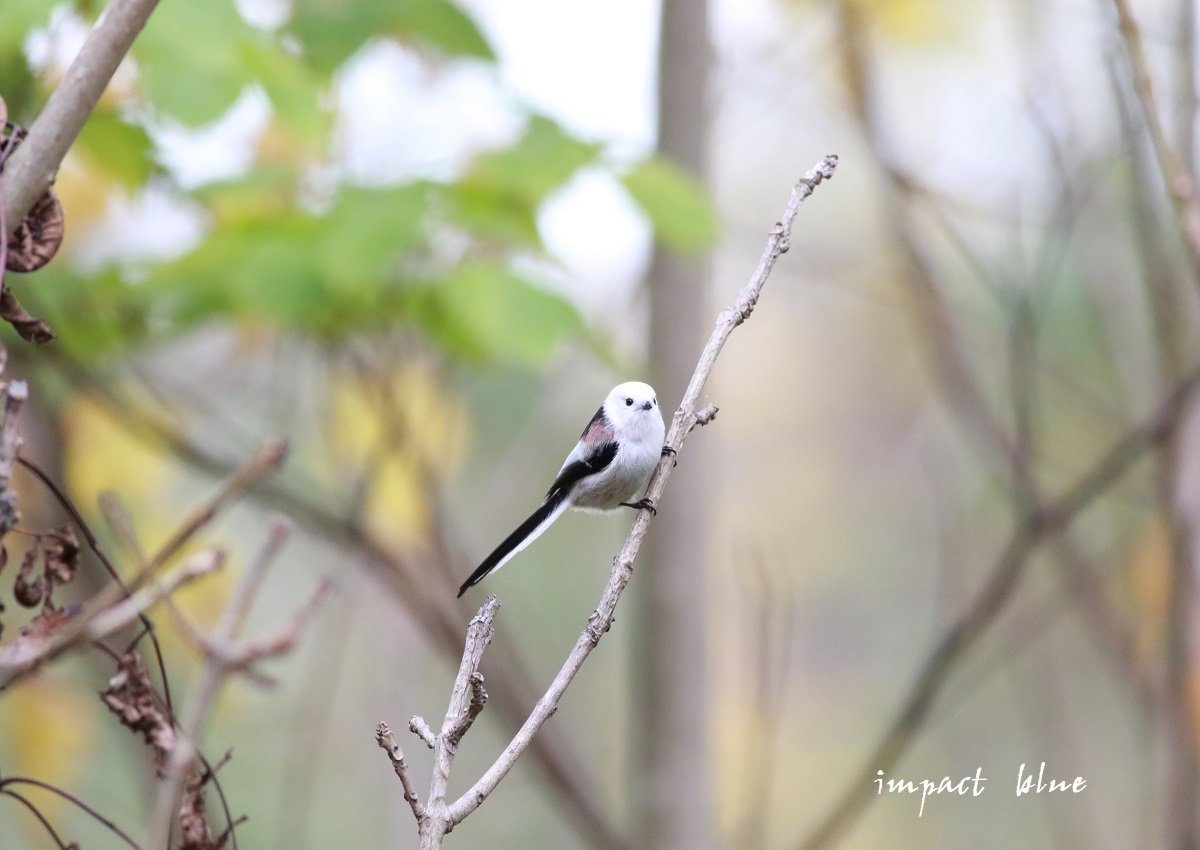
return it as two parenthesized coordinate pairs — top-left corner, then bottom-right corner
(2, 0), (716, 366)
(73, 106), (155, 189)
(621, 155), (718, 254)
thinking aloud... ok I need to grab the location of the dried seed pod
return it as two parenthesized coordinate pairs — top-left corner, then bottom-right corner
(0, 288), (56, 343)
(6, 188), (64, 273)
(43, 526), (79, 585)
(13, 546), (44, 607)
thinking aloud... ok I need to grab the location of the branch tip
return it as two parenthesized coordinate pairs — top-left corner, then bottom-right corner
(376, 722), (424, 818)
(693, 404), (719, 428)
(409, 716), (436, 749)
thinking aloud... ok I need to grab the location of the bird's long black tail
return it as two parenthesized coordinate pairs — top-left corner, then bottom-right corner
(458, 492), (569, 597)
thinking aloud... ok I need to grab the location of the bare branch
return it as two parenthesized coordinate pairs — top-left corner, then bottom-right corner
(409, 717), (437, 750)
(439, 158), (837, 829)
(691, 403), (718, 430)
(145, 519), (327, 850)
(377, 597), (500, 848)
(1110, 0), (1200, 280)
(0, 375), (26, 539)
(429, 597), (500, 800)
(376, 164), (835, 847)
(0, 549), (224, 688)
(2, 0), (162, 234)
(376, 723), (425, 820)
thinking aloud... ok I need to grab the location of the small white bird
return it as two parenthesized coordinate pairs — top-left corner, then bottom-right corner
(458, 381), (668, 597)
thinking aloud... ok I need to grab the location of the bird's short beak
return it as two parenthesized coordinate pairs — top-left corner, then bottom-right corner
(641, 401), (652, 411)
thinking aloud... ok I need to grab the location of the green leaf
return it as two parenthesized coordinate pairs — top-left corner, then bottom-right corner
(408, 263), (582, 364)
(239, 39), (329, 147)
(0, 48), (40, 125)
(316, 184), (430, 289)
(0, 2), (53, 53)
(620, 156), (718, 255)
(467, 115), (601, 207)
(12, 266), (151, 359)
(289, 0), (493, 75)
(75, 108), (156, 189)
(145, 186), (432, 337)
(154, 213), (328, 327)
(194, 166), (304, 223)
(390, 0), (494, 60)
(134, 0), (252, 125)
(440, 116), (601, 247)
(440, 182), (541, 247)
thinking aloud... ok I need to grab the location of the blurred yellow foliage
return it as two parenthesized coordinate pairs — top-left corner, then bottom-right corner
(0, 673), (94, 841)
(710, 645), (759, 832)
(326, 361), (468, 547)
(789, 0), (947, 44)
(63, 393), (174, 546)
(51, 152), (117, 252)
(255, 120), (316, 170)
(1131, 516), (1200, 749)
(61, 393), (234, 652)
(1129, 515), (1169, 662)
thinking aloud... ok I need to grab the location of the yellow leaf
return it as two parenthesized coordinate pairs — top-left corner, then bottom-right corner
(62, 394), (172, 536)
(789, 0), (951, 45)
(323, 361), (468, 547)
(1129, 515), (1169, 661)
(62, 393), (235, 658)
(0, 674), (94, 841)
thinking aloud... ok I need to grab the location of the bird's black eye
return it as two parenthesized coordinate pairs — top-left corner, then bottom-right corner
(625, 397), (634, 406)
(653, 397), (658, 406)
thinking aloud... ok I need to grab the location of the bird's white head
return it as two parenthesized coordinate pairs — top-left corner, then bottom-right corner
(603, 381), (664, 440)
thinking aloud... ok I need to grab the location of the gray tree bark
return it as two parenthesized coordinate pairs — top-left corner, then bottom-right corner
(632, 0), (714, 847)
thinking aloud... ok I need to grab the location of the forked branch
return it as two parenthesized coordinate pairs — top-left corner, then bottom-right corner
(377, 156), (839, 847)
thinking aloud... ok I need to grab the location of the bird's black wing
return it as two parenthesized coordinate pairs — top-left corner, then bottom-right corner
(545, 440), (618, 500)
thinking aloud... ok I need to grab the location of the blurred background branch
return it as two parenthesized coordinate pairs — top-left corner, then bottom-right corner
(798, 362), (1200, 850)
(635, 0), (715, 844)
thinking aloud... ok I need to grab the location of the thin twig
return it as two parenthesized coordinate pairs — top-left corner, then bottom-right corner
(409, 717), (437, 750)
(439, 157), (837, 830)
(0, 549), (224, 688)
(1110, 0), (1200, 281)
(140, 438), (289, 579)
(18, 454), (176, 716)
(145, 518), (326, 850)
(0, 775), (145, 849)
(376, 723), (425, 820)
(419, 596), (500, 848)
